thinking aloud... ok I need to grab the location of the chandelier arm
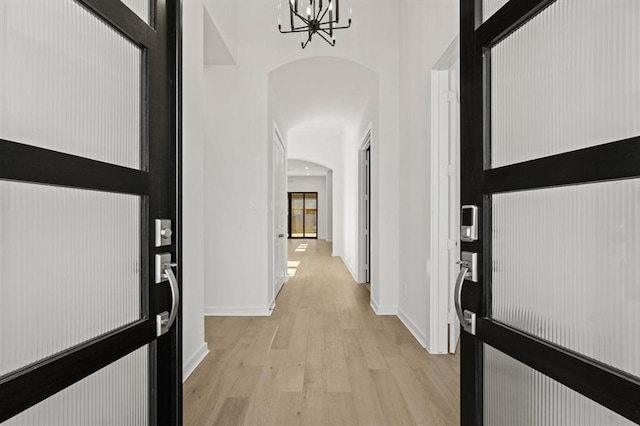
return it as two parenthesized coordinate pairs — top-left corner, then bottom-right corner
(301, 33), (312, 48)
(289, 7), (312, 26)
(315, 30), (335, 46)
(317, 7), (330, 23)
(318, 19), (351, 30)
(280, 27), (319, 33)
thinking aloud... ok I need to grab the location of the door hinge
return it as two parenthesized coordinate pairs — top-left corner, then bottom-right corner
(446, 164), (455, 176)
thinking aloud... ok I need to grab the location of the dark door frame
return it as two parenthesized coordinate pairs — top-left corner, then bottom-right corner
(0, 1), (182, 423)
(287, 192), (319, 239)
(460, 1), (640, 425)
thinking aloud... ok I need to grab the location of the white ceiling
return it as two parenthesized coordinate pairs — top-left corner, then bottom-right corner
(287, 159), (330, 176)
(268, 56), (377, 132)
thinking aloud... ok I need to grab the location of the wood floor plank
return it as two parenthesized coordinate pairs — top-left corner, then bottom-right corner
(325, 392), (360, 426)
(370, 368), (418, 426)
(184, 239), (460, 426)
(271, 391), (305, 426)
(346, 356), (391, 426)
(280, 365), (305, 392)
(386, 356), (454, 425)
(212, 397), (250, 426)
(357, 329), (388, 370)
(326, 368), (351, 393)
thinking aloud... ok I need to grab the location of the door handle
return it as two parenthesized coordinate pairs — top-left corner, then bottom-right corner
(454, 263), (476, 335)
(156, 261), (180, 336)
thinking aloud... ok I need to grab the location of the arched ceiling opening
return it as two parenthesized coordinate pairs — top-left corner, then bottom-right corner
(268, 56), (378, 133)
(287, 159), (330, 176)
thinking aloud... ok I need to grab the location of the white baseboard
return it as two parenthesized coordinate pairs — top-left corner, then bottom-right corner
(183, 342), (209, 382)
(370, 297), (397, 315)
(397, 307), (428, 348)
(341, 256), (361, 283)
(269, 297), (276, 310)
(205, 306), (273, 316)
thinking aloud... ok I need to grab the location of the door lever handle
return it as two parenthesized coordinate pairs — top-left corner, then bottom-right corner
(454, 265), (476, 335)
(157, 262), (180, 336)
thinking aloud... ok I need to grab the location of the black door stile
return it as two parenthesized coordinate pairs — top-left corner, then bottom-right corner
(0, 0), (181, 424)
(460, 0), (640, 424)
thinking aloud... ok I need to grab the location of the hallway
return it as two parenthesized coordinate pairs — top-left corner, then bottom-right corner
(183, 239), (459, 425)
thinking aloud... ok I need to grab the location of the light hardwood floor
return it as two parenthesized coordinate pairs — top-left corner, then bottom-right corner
(183, 239), (460, 425)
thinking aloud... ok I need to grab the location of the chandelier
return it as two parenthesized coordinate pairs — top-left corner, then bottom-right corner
(278, 0), (352, 48)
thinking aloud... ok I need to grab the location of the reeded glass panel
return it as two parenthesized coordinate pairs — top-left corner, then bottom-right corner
(4, 346), (149, 425)
(120, 0), (151, 24)
(0, 181), (141, 376)
(492, 179), (640, 378)
(483, 0), (509, 22)
(491, 0), (640, 168)
(0, 0), (142, 169)
(484, 345), (634, 426)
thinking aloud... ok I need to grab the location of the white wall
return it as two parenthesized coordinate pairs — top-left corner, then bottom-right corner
(287, 176), (327, 240)
(397, 0), (459, 349)
(181, 0), (208, 379)
(203, 0), (237, 62)
(326, 170), (333, 241)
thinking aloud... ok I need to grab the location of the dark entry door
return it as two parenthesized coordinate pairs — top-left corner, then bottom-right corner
(459, 1), (640, 424)
(0, 1), (181, 424)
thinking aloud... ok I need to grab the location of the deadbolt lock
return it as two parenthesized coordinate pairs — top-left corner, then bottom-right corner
(155, 219), (172, 247)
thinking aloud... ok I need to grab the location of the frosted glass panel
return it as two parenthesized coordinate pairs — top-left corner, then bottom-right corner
(491, 0), (640, 167)
(4, 346), (149, 425)
(484, 345), (634, 426)
(483, 0), (509, 22)
(0, 181), (141, 376)
(0, 0), (141, 169)
(492, 179), (640, 378)
(120, 0), (151, 24)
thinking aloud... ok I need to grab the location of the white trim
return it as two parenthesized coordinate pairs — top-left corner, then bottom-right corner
(205, 306), (273, 316)
(429, 35), (461, 355)
(183, 342), (209, 382)
(269, 296), (276, 310)
(358, 124), (373, 285)
(341, 255), (360, 283)
(397, 307), (428, 349)
(369, 297), (397, 315)
(358, 124), (373, 150)
(433, 35), (459, 70)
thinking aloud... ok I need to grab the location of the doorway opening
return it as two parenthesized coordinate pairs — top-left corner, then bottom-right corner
(288, 192), (318, 238)
(359, 129), (372, 285)
(429, 36), (460, 354)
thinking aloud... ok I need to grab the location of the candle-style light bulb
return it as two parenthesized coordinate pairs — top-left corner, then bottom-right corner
(328, 1), (332, 11)
(306, 5), (311, 17)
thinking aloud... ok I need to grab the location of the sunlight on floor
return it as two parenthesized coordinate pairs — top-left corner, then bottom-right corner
(287, 260), (301, 277)
(295, 243), (308, 252)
